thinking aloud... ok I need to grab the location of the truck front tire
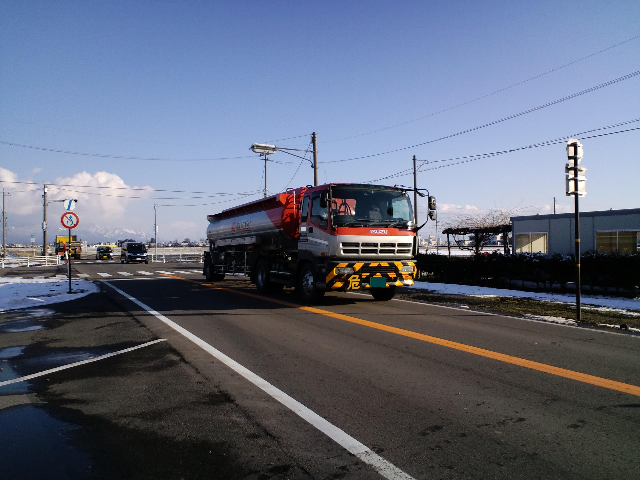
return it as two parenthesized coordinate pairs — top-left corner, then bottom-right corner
(297, 262), (324, 303)
(370, 285), (396, 301)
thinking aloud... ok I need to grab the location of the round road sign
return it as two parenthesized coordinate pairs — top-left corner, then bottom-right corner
(61, 212), (80, 229)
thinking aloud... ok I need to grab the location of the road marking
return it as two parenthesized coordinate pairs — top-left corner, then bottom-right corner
(96, 273), (112, 277)
(173, 270), (194, 275)
(191, 283), (640, 399)
(0, 339), (166, 387)
(137, 271), (154, 275)
(156, 270), (174, 275)
(118, 272), (133, 276)
(77, 274), (90, 278)
(105, 282), (414, 480)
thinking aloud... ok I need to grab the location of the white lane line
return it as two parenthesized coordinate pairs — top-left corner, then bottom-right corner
(173, 270), (194, 275)
(105, 282), (414, 480)
(77, 274), (90, 278)
(0, 339), (166, 387)
(118, 272), (134, 276)
(137, 271), (154, 276)
(96, 273), (112, 277)
(156, 270), (173, 275)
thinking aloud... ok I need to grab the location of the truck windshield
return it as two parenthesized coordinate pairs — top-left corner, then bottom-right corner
(127, 243), (146, 253)
(330, 186), (414, 227)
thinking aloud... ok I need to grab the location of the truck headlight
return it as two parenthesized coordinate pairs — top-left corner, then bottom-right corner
(335, 267), (354, 275)
(400, 265), (414, 273)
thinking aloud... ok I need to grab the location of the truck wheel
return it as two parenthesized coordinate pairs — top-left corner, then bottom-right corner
(370, 286), (396, 301)
(254, 258), (271, 293)
(298, 262), (324, 303)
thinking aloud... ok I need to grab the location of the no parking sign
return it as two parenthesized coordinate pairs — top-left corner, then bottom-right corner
(61, 212), (79, 229)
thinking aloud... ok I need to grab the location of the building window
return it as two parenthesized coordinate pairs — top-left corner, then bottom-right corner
(515, 233), (547, 254)
(596, 231), (638, 254)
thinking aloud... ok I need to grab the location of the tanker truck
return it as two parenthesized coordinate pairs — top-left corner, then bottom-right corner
(203, 183), (418, 302)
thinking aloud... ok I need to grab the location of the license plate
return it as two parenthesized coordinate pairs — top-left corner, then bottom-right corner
(370, 276), (386, 288)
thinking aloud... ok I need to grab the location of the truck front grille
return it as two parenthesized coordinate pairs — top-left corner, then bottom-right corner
(340, 242), (413, 256)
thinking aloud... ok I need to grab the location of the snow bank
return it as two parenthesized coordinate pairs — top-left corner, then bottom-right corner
(0, 277), (100, 312)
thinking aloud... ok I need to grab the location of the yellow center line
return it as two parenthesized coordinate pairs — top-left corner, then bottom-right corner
(165, 275), (640, 398)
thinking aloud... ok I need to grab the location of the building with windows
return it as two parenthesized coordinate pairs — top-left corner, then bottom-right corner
(510, 208), (640, 255)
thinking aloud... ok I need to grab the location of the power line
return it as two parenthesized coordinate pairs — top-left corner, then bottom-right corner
(265, 133), (312, 143)
(325, 34), (640, 143)
(364, 122), (640, 183)
(157, 193), (263, 208)
(328, 70), (640, 164)
(419, 127), (640, 173)
(0, 140), (256, 162)
(283, 139), (313, 190)
(0, 179), (260, 196)
(53, 186), (264, 201)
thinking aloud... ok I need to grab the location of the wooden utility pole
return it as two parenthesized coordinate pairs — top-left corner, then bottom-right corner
(312, 132), (318, 186)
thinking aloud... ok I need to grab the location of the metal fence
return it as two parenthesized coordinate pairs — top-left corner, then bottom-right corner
(1, 255), (62, 268)
(149, 253), (204, 263)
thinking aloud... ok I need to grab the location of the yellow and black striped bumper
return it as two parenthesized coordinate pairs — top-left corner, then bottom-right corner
(325, 261), (416, 291)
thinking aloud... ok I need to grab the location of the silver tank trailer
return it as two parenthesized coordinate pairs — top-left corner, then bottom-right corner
(206, 209), (284, 243)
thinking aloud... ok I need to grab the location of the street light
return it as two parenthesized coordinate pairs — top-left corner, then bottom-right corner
(250, 133), (319, 193)
(250, 144), (277, 154)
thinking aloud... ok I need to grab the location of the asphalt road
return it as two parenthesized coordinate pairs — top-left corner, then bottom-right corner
(4, 260), (640, 479)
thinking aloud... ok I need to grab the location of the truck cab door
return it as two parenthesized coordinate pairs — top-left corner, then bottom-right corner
(304, 192), (330, 258)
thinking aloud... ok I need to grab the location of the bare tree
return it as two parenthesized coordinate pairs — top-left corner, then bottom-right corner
(442, 208), (517, 254)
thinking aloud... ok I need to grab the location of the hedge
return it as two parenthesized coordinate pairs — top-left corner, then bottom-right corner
(415, 251), (640, 296)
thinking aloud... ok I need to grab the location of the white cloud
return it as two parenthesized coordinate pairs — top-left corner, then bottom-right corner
(439, 203), (480, 212)
(0, 168), (157, 242)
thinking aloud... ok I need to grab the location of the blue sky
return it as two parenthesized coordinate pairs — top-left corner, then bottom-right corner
(1, 1), (639, 243)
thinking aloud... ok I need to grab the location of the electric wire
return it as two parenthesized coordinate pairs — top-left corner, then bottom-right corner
(283, 139), (313, 190)
(0, 179), (260, 196)
(0, 140), (255, 162)
(370, 117), (640, 182)
(53, 186), (264, 200)
(364, 124), (640, 183)
(328, 70), (640, 164)
(325, 34), (640, 143)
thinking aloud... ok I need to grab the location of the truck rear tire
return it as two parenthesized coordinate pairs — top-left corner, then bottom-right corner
(204, 259), (225, 282)
(254, 258), (271, 293)
(370, 286), (396, 301)
(297, 262), (324, 303)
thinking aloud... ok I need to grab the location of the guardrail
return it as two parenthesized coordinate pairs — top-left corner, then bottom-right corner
(1, 255), (62, 268)
(149, 253), (203, 263)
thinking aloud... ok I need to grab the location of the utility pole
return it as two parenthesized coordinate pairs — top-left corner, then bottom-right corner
(263, 153), (268, 197)
(2, 188), (9, 259)
(413, 155), (418, 256)
(553, 196), (556, 214)
(42, 183), (48, 256)
(312, 132), (318, 186)
(154, 204), (158, 263)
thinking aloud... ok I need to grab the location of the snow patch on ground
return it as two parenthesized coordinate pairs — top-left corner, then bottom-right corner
(0, 277), (100, 312)
(410, 281), (640, 312)
(523, 314), (578, 326)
